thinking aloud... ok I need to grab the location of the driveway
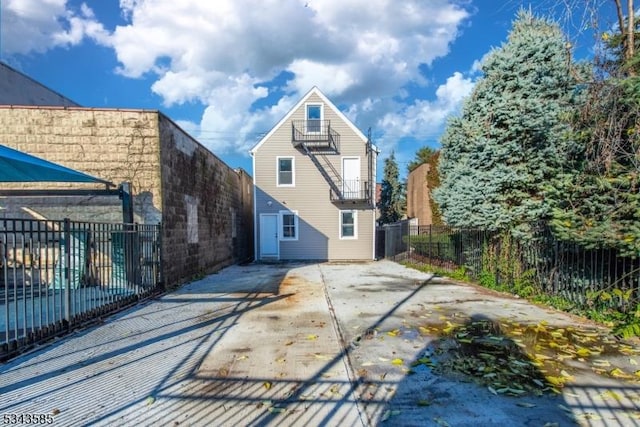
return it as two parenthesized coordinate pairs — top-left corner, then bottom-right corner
(0, 261), (638, 426)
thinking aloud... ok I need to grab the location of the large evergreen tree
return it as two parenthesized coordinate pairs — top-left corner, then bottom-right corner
(378, 151), (405, 224)
(434, 11), (582, 235)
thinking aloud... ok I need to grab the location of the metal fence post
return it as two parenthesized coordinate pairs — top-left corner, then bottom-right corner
(155, 222), (163, 289)
(407, 224), (412, 261)
(428, 225), (432, 261)
(495, 236), (501, 288)
(63, 218), (71, 325)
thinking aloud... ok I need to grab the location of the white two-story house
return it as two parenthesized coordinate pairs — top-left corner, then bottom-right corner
(250, 87), (378, 261)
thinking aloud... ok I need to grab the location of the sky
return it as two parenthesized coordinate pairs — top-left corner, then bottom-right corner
(0, 0), (610, 179)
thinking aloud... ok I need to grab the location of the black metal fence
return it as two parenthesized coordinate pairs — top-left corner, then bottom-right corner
(1, 218), (162, 359)
(378, 221), (640, 312)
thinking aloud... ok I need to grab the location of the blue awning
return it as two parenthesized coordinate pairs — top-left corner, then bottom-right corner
(0, 144), (111, 184)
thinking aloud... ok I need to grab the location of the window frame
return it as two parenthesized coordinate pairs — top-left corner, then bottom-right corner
(276, 156), (295, 187)
(339, 209), (358, 240)
(305, 103), (323, 134)
(279, 210), (299, 241)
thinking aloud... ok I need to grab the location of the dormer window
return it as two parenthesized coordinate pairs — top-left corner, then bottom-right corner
(306, 104), (322, 133)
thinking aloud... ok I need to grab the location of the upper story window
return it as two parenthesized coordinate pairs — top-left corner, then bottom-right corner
(277, 156), (295, 187)
(306, 104), (322, 133)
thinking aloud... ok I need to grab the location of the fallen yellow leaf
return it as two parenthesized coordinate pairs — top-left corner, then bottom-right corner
(599, 390), (622, 401)
(576, 347), (591, 357)
(560, 370), (574, 380)
(610, 368), (632, 379)
(546, 376), (566, 387)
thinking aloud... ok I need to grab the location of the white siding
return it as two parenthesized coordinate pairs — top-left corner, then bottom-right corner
(253, 91), (375, 260)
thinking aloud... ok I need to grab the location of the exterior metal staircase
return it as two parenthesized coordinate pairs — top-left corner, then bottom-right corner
(292, 120), (374, 205)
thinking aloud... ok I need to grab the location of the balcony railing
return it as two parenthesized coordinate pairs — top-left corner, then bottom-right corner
(292, 120), (340, 152)
(330, 180), (371, 203)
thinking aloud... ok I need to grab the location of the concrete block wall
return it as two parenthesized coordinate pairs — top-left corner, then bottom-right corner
(0, 107), (163, 224)
(0, 107), (254, 287)
(158, 115), (253, 285)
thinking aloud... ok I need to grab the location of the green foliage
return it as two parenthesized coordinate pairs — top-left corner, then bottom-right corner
(403, 261), (470, 282)
(404, 233), (455, 260)
(547, 14), (640, 256)
(616, 318), (640, 340)
(378, 151), (406, 224)
(435, 11), (583, 234)
(401, 10), (640, 338)
(406, 258), (640, 338)
(407, 146), (437, 173)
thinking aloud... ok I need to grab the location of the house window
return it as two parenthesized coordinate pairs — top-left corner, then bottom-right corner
(280, 211), (298, 240)
(306, 104), (322, 133)
(340, 210), (357, 239)
(277, 157), (294, 186)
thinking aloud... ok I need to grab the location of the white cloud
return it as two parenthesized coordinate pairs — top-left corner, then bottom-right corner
(1, 0), (108, 54)
(375, 71), (476, 151)
(105, 0), (471, 154)
(4, 0), (474, 157)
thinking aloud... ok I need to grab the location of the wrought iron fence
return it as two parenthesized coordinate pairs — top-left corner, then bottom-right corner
(378, 222), (640, 312)
(1, 218), (162, 359)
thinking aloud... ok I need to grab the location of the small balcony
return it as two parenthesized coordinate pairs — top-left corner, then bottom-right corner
(292, 120), (340, 153)
(330, 180), (371, 204)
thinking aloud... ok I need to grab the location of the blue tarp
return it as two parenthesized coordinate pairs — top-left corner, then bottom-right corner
(0, 144), (110, 183)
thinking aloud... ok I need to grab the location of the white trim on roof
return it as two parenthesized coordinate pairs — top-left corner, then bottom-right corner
(249, 86), (376, 154)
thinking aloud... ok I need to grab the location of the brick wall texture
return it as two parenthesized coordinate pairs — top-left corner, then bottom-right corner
(406, 163), (432, 226)
(0, 107), (253, 286)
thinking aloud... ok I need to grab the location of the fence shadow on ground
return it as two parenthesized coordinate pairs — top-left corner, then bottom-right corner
(2, 262), (639, 426)
(342, 261), (640, 426)
(0, 265), (292, 424)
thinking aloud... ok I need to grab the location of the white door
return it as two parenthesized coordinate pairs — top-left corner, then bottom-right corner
(259, 214), (278, 258)
(342, 157), (360, 199)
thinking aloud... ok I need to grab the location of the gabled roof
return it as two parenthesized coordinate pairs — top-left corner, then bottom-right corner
(249, 86), (374, 154)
